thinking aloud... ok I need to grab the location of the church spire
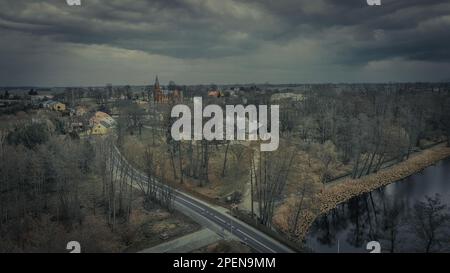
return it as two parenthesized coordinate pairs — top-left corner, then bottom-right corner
(154, 75), (160, 89)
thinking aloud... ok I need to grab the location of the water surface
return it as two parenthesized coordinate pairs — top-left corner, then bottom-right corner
(306, 157), (450, 253)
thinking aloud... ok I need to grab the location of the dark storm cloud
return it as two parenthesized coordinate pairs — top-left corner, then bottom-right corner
(0, 0), (271, 58)
(0, 0), (450, 85)
(247, 0), (450, 64)
(0, 0), (448, 62)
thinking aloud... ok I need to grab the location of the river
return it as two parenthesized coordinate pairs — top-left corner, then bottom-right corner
(305, 157), (450, 253)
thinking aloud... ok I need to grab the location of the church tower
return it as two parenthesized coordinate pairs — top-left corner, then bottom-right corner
(154, 75), (160, 90)
(153, 75), (162, 102)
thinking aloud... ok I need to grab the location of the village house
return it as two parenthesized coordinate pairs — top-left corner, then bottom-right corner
(88, 111), (116, 135)
(30, 94), (54, 104)
(75, 106), (88, 116)
(90, 120), (113, 135)
(42, 100), (66, 112)
(207, 90), (222, 98)
(69, 106), (88, 117)
(90, 111), (116, 126)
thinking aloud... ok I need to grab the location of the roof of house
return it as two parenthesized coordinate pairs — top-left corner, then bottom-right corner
(99, 120), (112, 129)
(42, 100), (55, 106)
(90, 111), (116, 127)
(43, 100), (65, 107)
(94, 111), (112, 119)
(208, 90), (221, 97)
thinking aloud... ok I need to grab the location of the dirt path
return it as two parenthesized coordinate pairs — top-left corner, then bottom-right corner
(238, 145), (259, 215)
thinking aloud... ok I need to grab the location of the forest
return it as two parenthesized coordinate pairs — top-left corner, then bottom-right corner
(112, 85), (450, 246)
(1, 84), (449, 252)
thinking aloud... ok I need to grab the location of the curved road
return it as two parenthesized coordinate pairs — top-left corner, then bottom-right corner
(111, 145), (293, 253)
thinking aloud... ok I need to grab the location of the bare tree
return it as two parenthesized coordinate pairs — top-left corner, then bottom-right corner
(221, 141), (230, 177)
(410, 194), (449, 253)
(140, 146), (175, 211)
(378, 198), (406, 253)
(253, 147), (296, 227)
(288, 174), (318, 237)
(311, 141), (337, 184)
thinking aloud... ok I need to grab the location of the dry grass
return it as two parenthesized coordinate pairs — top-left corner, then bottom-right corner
(122, 131), (252, 202)
(274, 144), (450, 241)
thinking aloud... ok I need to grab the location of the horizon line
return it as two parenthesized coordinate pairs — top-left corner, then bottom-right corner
(2, 80), (450, 89)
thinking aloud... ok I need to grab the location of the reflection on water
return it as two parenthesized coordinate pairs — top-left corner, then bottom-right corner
(306, 158), (450, 253)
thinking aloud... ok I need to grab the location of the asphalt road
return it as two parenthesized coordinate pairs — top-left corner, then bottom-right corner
(111, 146), (294, 253)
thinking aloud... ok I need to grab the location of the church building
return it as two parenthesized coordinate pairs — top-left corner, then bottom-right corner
(152, 75), (182, 104)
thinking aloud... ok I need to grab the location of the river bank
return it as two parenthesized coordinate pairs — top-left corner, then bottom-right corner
(295, 143), (450, 241)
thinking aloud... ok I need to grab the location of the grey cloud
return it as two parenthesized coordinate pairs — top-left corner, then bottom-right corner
(0, 0), (278, 58)
(0, 0), (450, 85)
(1, 0), (449, 62)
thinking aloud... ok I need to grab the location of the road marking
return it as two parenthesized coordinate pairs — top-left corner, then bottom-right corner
(214, 215), (225, 223)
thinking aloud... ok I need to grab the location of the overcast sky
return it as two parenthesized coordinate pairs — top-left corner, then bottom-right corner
(1, 0), (450, 86)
